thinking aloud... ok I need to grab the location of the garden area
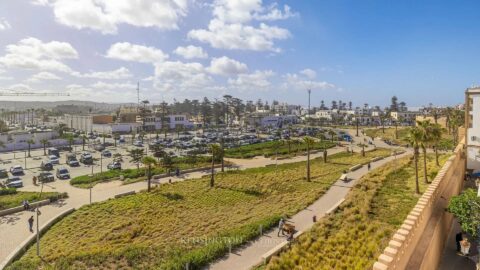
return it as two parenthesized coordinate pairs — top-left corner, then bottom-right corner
(0, 188), (65, 210)
(70, 156), (219, 188)
(365, 127), (455, 149)
(224, 140), (336, 159)
(7, 149), (392, 270)
(263, 153), (449, 270)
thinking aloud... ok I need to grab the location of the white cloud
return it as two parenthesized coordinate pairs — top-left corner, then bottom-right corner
(188, 19), (290, 52)
(0, 18), (11, 31)
(282, 72), (335, 91)
(34, 0), (188, 34)
(91, 81), (137, 89)
(189, 1), (293, 52)
(0, 37), (77, 72)
(106, 42), (168, 63)
(213, 0), (295, 24)
(299, 68), (316, 79)
(153, 61), (214, 93)
(228, 70), (274, 91)
(8, 83), (33, 91)
(173, 45), (208, 59)
(208, 56), (248, 76)
(27, 71), (62, 82)
(72, 67), (132, 79)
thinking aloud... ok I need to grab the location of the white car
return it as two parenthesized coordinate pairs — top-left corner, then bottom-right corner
(9, 165), (24, 175)
(48, 155), (60, 165)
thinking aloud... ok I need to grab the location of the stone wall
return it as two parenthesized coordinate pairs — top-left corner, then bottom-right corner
(373, 139), (465, 270)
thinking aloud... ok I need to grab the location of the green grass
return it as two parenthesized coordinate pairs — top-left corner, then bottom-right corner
(264, 153), (449, 270)
(0, 189), (65, 210)
(70, 156), (216, 188)
(365, 127), (455, 150)
(224, 140), (336, 159)
(7, 149), (392, 270)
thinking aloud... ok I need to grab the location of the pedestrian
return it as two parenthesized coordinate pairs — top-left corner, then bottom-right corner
(455, 232), (463, 253)
(169, 178), (172, 184)
(28, 216), (34, 232)
(277, 218), (285, 236)
(367, 162), (371, 171)
(32, 176), (37, 186)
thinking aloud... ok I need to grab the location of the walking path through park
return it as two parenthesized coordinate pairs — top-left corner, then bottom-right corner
(207, 149), (409, 270)
(0, 137), (370, 267)
(0, 130), (393, 268)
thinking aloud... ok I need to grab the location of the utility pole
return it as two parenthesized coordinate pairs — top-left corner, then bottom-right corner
(307, 89), (311, 126)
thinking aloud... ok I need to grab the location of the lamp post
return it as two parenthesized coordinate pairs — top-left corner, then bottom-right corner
(24, 151), (27, 169)
(307, 89), (311, 125)
(36, 182), (55, 256)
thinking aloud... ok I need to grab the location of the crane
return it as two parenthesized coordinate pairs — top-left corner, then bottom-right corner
(0, 89), (70, 96)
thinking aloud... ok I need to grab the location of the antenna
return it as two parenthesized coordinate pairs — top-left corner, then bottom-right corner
(137, 82), (140, 108)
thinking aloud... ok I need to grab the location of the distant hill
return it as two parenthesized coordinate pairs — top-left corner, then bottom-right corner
(0, 100), (136, 112)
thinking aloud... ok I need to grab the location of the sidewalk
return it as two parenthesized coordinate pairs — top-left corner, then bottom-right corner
(207, 151), (409, 270)
(438, 220), (476, 270)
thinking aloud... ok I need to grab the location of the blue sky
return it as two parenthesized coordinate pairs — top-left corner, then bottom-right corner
(0, 0), (476, 107)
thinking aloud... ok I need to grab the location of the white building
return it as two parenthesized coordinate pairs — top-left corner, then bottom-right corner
(466, 87), (480, 171)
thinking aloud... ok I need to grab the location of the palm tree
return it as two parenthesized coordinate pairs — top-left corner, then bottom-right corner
(26, 138), (35, 157)
(328, 130), (336, 142)
(40, 139), (49, 155)
(303, 136), (315, 182)
(430, 123), (444, 166)
(220, 137), (225, 172)
(81, 135), (88, 151)
(209, 144), (221, 187)
(113, 133), (119, 147)
(417, 120), (433, 184)
(406, 127), (422, 194)
(142, 156), (157, 192)
(66, 134), (75, 151)
(357, 143), (367, 157)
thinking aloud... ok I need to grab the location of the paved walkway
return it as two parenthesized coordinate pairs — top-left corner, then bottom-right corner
(438, 220), (477, 270)
(0, 138), (368, 266)
(207, 149), (409, 270)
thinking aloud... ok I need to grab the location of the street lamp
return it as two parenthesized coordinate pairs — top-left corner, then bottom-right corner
(36, 182), (55, 256)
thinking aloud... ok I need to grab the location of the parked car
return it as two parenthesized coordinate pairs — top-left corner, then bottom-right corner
(102, 150), (112, 157)
(80, 153), (93, 164)
(66, 153), (80, 167)
(94, 144), (105, 152)
(41, 161), (53, 171)
(58, 145), (72, 152)
(38, 172), (55, 183)
(0, 169), (8, 179)
(5, 176), (23, 188)
(55, 167), (70, 179)
(107, 161), (122, 170)
(133, 140), (143, 147)
(48, 155), (60, 165)
(9, 165), (24, 175)
(47, 147), (60, 157)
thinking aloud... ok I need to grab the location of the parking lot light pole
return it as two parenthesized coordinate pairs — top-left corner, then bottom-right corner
(100, 154), (103, 173)
(24, 151), (27, 169)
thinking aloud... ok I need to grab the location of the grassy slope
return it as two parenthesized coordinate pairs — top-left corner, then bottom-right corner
(265, 153), (448, 270)
(224, 141), (336, 159)
(8, 149), (392, 270)
(70, 157), (214, 189)
(0, 190), (63, 210)
(365, 127), (454, 149)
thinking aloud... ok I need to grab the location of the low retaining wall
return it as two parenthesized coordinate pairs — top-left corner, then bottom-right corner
(0, 207), (75, 270)
(114, 191), (135, 198)
(0, 193), (68, 217)
(152, 164), (225, 180)
(372, 140), (465, 270)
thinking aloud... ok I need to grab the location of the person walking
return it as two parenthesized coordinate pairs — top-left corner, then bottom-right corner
(277, 218), (285, 237)
(367, 162), (371, 171)
(28, 216), (34, 232)
(32, 175), (37, 186)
